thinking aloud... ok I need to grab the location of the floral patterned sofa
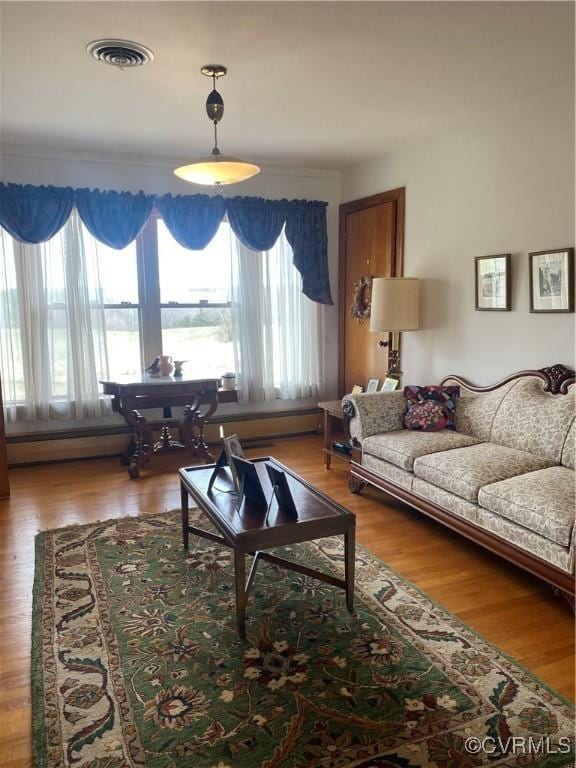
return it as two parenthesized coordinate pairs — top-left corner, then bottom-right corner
(342, 365), (575, 604)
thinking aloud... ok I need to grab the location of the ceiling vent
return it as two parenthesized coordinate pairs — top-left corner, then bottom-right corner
(86, 39), (154, 69)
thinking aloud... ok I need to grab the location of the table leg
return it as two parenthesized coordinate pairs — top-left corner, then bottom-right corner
(127, 410), (153, 479)
(324, 410), (332, 469)
(234, 549), (247, 638)
(344, 526), (355, 613)
(181, 481), (189, 550)
(180, 402), (216, 464)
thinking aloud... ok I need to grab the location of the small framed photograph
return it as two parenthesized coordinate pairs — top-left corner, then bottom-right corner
(381, 377), (399, 392)
(529, 248), (574, 313)
(475, 254), (511, 311)
(219, 426), (245, 492)
(351, 384), (364, 394)
(265, 464), (298, 519)
(232, 457), (268, 508)
(366, 378), (380, 393)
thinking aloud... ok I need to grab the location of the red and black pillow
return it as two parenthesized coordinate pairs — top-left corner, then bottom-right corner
(403, 385), (460, 431)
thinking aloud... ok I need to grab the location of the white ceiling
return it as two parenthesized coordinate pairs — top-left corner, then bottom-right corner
(0, 1), (573, 169)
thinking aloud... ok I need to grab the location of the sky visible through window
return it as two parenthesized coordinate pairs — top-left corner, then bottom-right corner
(158, 219), (233, 304)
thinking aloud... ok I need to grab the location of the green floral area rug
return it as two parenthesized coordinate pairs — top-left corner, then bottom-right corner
(33, 510), (574, 768)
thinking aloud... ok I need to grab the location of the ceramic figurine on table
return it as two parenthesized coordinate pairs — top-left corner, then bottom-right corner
(159, 356), (174, 377)
(146, 357), (161, 377)
(174, 360), (187, 378)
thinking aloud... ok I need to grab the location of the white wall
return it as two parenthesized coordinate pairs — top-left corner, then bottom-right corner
(0, 147), (341, 398)
(342, 82), (575, 385)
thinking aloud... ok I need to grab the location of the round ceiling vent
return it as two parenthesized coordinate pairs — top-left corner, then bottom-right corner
(86, 39), (154, 69)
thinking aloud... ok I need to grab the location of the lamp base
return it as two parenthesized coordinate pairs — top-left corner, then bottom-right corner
(387, 349), (402, 378)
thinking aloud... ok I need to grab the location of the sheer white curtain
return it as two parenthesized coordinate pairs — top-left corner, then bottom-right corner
(231, 229), (322, 402)
(0, 210), (111, 422)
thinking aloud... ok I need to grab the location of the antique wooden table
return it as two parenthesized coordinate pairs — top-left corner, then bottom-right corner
(179, 457), (356, 638)
(318, 399), (350, 468)
(101, 376), (237, 479)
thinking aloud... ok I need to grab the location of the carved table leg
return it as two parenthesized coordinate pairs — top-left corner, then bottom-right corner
(127, 410), (153, 479)
(179, 398), (216, 464)
(120, 434), (137, 467)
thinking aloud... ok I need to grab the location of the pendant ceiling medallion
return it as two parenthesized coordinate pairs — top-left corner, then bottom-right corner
(174, 64), (260, 187)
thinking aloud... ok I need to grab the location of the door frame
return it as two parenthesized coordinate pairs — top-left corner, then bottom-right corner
(338, 187), (405, 396)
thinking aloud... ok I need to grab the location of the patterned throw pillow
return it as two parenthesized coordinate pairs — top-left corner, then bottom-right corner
(403, 385), (461, 431)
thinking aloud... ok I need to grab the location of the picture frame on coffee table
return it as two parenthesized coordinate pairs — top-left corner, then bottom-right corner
(475, 254), (511, 311)
(529, 248), (574, 313)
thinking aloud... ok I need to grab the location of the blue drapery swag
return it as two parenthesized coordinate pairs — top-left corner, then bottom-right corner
(0, 183), (332, 305)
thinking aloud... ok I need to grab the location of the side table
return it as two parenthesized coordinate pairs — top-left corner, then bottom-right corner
(318, 400), (350, 469)
(100, 376), (237, 479)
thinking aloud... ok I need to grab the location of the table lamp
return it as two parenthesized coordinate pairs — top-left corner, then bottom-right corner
(369, 277), (420, 380)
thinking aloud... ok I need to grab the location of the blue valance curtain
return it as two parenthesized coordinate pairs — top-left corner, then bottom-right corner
(0, 183), (332, 304)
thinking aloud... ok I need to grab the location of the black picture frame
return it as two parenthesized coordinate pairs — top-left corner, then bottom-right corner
(529, 248), (575, 313)
(207, 449), (232, 494)
(475, 254), (511, 311)
(265, 464), (299, 520)
(232, 457), (268, 508)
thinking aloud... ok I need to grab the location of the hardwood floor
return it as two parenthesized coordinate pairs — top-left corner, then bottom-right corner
(0, 434), (573, 767)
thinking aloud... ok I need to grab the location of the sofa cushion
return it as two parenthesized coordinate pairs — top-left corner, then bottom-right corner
(490, 378), (575, 462)
(363, 430), (480, 471)
(561, 417), (576, 469)
(413, 443), (554, 503)
(405, 400), (450, 431)
(404, 385), (460, 430)
(412, 477), (478, 524)
(362, 453), (414, 491)
(477, 509), (574, 573)
(478, 467), (575, 547)
(449, 380), (517, 442)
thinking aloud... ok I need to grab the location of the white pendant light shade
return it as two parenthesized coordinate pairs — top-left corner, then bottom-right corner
(174, 154), (260, 186)
(174, 64), (260, 187)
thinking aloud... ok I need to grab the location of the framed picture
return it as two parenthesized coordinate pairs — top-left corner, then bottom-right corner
(219, 427), (246, 492)
(529, 248), (574, 313)
(265, 464), (298, 519)
(232, 457), (268, 508)
(351, 384), (364, 394)
(475, 254), (511, 311)
(381, 377), (399, 392)
(366, 378), (380, 393)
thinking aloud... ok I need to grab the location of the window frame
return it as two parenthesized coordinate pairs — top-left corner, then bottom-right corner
(136, 211), (234, 372)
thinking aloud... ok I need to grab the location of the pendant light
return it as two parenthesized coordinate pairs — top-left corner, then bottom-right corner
(174, 65), (260, 186)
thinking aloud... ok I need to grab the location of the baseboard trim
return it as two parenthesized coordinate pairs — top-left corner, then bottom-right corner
(7, 406), (322, 444)
(7, 410), (323, 466)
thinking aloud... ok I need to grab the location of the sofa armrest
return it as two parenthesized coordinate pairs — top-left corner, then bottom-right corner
(342, 391), (405, 444)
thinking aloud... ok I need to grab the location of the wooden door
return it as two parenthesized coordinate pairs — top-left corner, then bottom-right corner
(339, 188), (405, 396)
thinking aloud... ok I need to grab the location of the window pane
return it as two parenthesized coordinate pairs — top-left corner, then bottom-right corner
(82, 225), (139, 304)
(47, 308), (68, 397)
(102, 308), (141, 378)
(158, 219), (232, 304)
(161, 307), (233, 378)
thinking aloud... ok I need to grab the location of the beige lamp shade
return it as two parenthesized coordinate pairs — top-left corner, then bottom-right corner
(370, 277), (420, 332)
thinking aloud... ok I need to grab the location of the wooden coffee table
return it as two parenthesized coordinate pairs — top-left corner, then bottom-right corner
(179, 457), (356, 638)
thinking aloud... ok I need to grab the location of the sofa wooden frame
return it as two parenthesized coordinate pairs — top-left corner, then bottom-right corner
(342, 364), (576, 605)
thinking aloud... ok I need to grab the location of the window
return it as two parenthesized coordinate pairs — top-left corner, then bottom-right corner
(157, 219), (234, 379)
(0, 213), (321, 423)
(83, 229), (142, 379)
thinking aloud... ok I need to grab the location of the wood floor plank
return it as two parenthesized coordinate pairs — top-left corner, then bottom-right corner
(0, 434), (573, 766)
